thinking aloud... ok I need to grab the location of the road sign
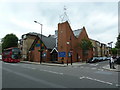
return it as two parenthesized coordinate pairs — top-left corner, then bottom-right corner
(68, 52), (71, 57)
(42, 53), (46, 57)
(58, 52), (66, 57)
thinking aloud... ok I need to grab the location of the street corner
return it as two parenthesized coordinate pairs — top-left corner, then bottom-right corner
(102, 64), (120, 72)
(64, 62), (87, 67)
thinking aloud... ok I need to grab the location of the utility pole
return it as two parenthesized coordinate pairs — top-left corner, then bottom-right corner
(70, 35), (72, 65)
(108, 41), (113, 56)
(34, 21), (43, 64)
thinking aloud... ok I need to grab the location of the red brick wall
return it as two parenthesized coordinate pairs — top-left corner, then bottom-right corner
(29, 45), (52, 62)
(33, 47), (40, 62)
(42, 50), (51, 62)
(58, 21), (93, 63)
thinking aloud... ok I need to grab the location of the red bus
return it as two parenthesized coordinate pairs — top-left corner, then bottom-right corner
(2, 47), (21, 63)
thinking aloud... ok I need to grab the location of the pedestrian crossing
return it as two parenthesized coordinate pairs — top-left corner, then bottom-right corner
(68, 63), (107, 72)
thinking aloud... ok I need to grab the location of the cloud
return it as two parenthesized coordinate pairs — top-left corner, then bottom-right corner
(0, 0), (119, 2)
(0, 2), (118, 47)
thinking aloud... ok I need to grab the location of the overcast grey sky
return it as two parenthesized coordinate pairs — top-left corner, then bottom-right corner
(0, 0), (118, 47)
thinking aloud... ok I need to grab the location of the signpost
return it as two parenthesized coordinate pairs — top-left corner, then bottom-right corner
(68, 52), (72, 57)
(70, 50), (73, 65)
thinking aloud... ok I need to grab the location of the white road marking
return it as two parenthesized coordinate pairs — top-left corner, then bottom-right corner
(41, 69), (63, 75)
(90, 64), (98, 66)
(79, 76), (113, 85)
(79, 76), (85, 79)
(31, 67), (36, 70)
(86, 77), (93, 80)
(116, 84), (120, 86)
(21, 66), (36, 70)
(48, 71), (63, 75)
(98, 69), (104, 71)
(91, 68), (96, 70)
(94, 79), (113, 85)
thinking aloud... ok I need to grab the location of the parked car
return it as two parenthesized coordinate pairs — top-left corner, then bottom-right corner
(116, 57), (120, 64)
(97, 57), (103, 62)
(97, 57), (108, 62)
(102, 57), (107, 61)
(87, 57), (98, 63)
(106, 57), (111, 60)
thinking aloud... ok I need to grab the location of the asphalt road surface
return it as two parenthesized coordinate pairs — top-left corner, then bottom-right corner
(1, 60), (120, 88)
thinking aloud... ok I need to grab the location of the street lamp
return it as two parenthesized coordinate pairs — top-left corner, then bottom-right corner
(34, 21), (43, 64)
(70, 35), (72, 65)
(108, 41), (113, 50)
(108, 41), (113, 56)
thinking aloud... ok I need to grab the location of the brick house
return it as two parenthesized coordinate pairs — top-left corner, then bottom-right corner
(58, 21), (93, 63)
(90, 39), (110, 57)
(90, 39), (97, 57)
(28, 34), (56, 62)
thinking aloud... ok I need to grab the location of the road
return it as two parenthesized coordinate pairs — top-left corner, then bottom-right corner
(1, 60), (120, 88)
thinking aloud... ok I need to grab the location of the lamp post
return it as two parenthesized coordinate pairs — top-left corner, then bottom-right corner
(34, 21), (43, 64)
(70, 35), (72, 65)
(108, 41), (113, 56)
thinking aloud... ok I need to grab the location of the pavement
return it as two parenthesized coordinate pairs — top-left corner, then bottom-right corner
(102, 64), (120, 72)
(20, 61), (120, 72)
(20, 61), (86, 67)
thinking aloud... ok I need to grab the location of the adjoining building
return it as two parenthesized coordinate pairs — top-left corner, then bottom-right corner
(90, 39), (111, 57)
(20, 32), (38, 61)
(20, 32), (57, 63)
(90, 39), (98, 57)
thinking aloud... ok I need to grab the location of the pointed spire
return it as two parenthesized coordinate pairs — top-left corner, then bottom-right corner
(59, 6), (70, 24)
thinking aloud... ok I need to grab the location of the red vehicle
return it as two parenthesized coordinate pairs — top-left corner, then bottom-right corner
(2, 47), (21, 63)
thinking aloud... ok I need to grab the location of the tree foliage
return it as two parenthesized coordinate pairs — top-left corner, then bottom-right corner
(79, 38), (93, 56)
(111, 48), (117, 55)
(2, 33), (18, 50)
(79, 38), (93, 51)
(115, 33), (120, 49)
(78, 38), (93, 61)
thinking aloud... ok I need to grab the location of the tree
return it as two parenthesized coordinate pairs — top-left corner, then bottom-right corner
(2, 33), (18, 51)
(115, 33), (120, 55)
(115, 33), (120, 49)
(111, 48), (117, 56)
(79, 38), (93, 61)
